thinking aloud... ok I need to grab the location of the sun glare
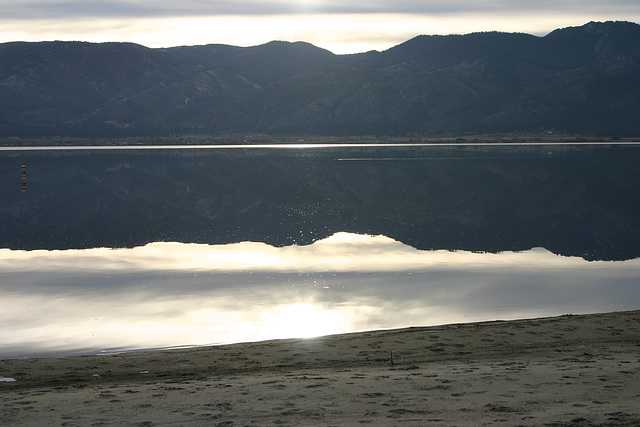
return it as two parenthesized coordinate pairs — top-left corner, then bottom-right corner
(260, 304), (347, 339)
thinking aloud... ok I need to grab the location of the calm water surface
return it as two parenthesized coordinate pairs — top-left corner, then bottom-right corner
(1, 143), (639, 358)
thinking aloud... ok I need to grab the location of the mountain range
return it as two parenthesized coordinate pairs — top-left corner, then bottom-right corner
(1, 21), (639, 138)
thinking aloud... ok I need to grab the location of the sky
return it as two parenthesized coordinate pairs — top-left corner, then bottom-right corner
(1, 1), (639, 54)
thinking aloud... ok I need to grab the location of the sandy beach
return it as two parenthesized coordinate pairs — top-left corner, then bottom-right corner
(1, 310), (639, 426)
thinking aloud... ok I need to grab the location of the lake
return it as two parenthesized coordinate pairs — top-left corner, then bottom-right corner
(1, 142), (639, 358)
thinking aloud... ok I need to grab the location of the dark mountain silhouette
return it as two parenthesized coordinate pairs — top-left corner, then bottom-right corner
(0, 21), (639, 137)
(164, 41), (338, 86)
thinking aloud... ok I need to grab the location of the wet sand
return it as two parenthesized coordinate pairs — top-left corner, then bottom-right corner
(1, 310), (639, 426)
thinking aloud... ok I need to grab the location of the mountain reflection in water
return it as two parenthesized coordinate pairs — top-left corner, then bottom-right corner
(2, 233), (639, 358)
(1, 144), (639, 260)
(1, 144), (640, 358)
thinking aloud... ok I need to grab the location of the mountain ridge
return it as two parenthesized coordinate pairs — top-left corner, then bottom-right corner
(1, 21), (639, 138)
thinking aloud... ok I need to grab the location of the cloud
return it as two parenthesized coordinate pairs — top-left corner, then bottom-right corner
(0, 233), (611, 273)
(2, 0), (286, 19)
(3, 0), (639, 20)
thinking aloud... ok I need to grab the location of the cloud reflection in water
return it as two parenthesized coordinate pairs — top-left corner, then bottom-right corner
(1, 233), (639, 358)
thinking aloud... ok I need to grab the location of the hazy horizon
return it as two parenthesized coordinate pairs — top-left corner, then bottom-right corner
(1, 1), (639, 54)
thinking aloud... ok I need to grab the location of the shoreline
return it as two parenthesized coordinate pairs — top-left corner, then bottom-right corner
(2, 132), (640, 149)
(2, 310), (640, 425)
(2, 140), (640, 151)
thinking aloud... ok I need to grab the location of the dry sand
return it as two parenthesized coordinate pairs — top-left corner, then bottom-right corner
(1, 310), (639, 426)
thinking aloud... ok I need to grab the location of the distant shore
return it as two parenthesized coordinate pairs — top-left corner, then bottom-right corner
(1, 133), (638, 147)
(1, 310), (639, 425)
